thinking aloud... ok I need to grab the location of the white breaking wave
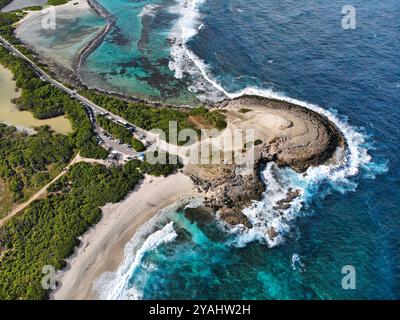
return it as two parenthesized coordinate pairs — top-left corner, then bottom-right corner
(139, 4), (161, 18)
(168, 0), (387, 247)
(225, 87), (383, 247)
(95, 221), (177, 300)
(168, 0), (227, 101)
(291, 253), (305, 271)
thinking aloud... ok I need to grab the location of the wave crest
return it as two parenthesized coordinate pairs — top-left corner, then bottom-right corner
(95, 221), (177, 300)
(139, 4), (161, 18)
(168, 0), (388, 247)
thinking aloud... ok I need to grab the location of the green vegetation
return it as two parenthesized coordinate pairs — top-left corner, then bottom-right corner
(189, 106), (228, 130)
(0, 6), (197, 301)
(0, 124), (72, 209)
(0, 153), (182, 299)
(131, 138), (146, 152)
(47, 0), (68, 5)
(23, 6), (43, 11)
(0, 161), (142, 299)
(81, 90), (195, 141)
(244, 139), (264, 150)
(96, 115), (146, 152)
(142, 151), (183, 177)
(0, 46), (107, 159)
(0, 11), (21, 43)
(81, 91), (228, 141)
(0, 33), (106, 216)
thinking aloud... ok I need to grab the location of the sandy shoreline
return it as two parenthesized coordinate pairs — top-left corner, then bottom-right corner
(52, 172), (196, 300)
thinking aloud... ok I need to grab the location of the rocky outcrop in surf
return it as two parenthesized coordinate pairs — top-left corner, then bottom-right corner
(185, 95), (346, 228)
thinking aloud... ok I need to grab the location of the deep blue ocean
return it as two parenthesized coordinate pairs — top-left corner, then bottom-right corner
(89, 0), (399, 299)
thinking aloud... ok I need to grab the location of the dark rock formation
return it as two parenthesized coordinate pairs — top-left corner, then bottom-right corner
(218, 208), (252, 229)
(187, 96), (346, 228)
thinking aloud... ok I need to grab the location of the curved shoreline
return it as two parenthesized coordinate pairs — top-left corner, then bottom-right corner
(52, 173), (197, 300)
(52, 95), (347, 300)
(8, 0), (352, 299)
(186, 95), (346, 219)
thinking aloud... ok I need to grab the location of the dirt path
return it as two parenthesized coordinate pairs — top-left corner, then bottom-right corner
(0, 154), (108, 228)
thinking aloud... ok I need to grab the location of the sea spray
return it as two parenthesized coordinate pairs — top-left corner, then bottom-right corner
(139, 4), (161, 18)
(95, 219), (178, 300)
(168, 0), (388, 247)
(168, 0), (227, 101)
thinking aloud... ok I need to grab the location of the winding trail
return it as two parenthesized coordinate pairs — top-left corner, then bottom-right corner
(0, 154), (108, 228)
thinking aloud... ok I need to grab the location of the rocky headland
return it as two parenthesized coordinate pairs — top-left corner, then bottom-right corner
(184, 95), (346, 228)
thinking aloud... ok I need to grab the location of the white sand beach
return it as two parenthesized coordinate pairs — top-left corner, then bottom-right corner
(52, 172), (196, 300)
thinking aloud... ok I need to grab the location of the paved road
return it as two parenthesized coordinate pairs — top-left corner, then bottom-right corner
(95, 123), (137, 158)
(0, 37), (169, 151)
(0, 36), (201, 162)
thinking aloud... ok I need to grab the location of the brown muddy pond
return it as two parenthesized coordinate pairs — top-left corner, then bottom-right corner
(0, 65), (72, 135)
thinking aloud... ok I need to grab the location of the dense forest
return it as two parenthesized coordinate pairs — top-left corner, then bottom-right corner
(96, 115), (146, 152)
(0, 125), (72, 205)
(0, 46), (107, 159)
(0, 28), (106, 218)
(0, 161), (143, 299)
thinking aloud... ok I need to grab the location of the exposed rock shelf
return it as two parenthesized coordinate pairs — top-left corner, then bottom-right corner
(185, 95), (346, 228)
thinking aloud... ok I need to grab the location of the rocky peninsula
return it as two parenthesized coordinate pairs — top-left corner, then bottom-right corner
(184, 95), (346, 227)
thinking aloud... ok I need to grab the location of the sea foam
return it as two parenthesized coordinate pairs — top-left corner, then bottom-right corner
(95, 219), (177, 300)
(168, 0), (387, 247)
(168, 0), (227, 101)
(139, 4), (161, 18)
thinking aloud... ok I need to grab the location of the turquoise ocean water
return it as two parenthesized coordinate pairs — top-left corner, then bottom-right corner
(75, 0), (399, 299)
